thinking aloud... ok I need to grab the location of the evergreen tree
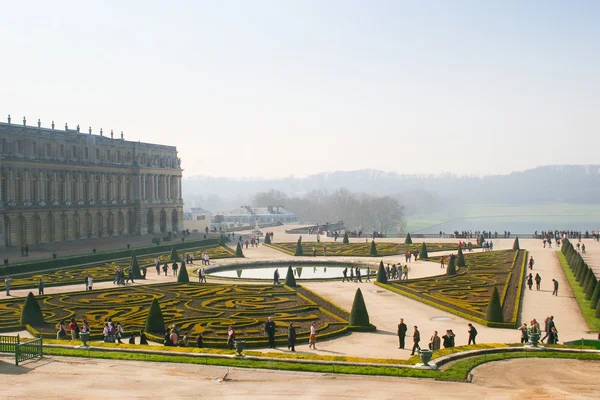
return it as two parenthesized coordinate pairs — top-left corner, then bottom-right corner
(419, 242), (428, 259)
(177, 263), (190, 283)
(376, 260), (388, 284)
(404, 233), (412, 245)
(130, 252), (142, 279)
(576, 263), (588, 283)
(512, 237), (520, 250)
(582, 268), (593, 290)
(585, 275), (598, 301)
(20, 292), (44, 326)
(457, 247), (466, 268)
(485, 287), (504, 323)
(590, 281), (600, 310)
(169, 246), (179, 262)
(294, 239), (304, 256)
(596, 300), (600, 318)
(447, 255), (457, 276)
(370, 240), (378, 256)
(264, 234), (271, 245)
(236, 242), (244, 257)
(145, 298), (165, 333)
(343, 232), (349, 244)
(349, 288), (371, 327)
(285, 265), (297, 287)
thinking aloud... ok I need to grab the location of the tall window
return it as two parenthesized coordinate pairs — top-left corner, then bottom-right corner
(125, 177), (131, 202)
(15, 173), (23, 201)
(45, 174), (53, 201)
(85, 147), (89, 159)
(72, 146), (77, 158)
(71, 176), (78, 202)
(0, 172), (6, 202)
(57, 175), (65, 202)
(46, 144), (52, 158)
(94, 176), (100, 200)
(106, 176), (112, 200)
(31, 174), (38, 202)
(116, 177), (122, 200)
(32, 142), (38, 156)
(83, 175), (89, 202)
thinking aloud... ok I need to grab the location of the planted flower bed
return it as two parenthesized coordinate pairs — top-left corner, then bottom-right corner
(0, 245), (236, 291)
(266, 242), (464, 257)
(0, 282), (349, 347)
(378, 249), (527, 328)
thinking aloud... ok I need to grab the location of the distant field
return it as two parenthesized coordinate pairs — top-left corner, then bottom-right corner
(405, 203), (600, 233)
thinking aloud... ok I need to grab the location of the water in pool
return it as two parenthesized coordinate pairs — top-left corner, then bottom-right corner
(208, 266), (375, 280)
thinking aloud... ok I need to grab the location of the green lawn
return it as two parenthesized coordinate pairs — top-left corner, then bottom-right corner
(556, 252), (600, 331)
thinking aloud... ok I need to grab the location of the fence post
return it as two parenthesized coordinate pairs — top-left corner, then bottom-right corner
(15, 336), (20, 366)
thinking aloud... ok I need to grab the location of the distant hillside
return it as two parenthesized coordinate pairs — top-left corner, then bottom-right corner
(183, 165), (600, 213)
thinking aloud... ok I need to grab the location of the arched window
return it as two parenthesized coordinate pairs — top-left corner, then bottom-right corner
(116, 176), (122, 200)
(45, 174), (53, 201)
(0, 172), (7, 202)
(125, 176), (131, 202)
(15, 173), (23, 202)
(57, 174), (65, 202)
(94, 175), (101, 200)
(71, 175), (78, 202)
(106, 176), (112, 200)
(83, 174), (90, 202)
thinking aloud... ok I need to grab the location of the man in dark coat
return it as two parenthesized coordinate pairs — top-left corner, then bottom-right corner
(287, 322), (297, 352)
(397, 318), (408, 349)
(264, 316), (277, 348)
(468, 323), (478, 345)
(410, 326), (421, 355)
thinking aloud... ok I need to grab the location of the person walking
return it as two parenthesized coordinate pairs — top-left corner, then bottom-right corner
(309, 322), (317, 350)
(312, 247), (316, 257)
(535, 273), (542, 290)
(517, 323), (529, 343)
(410, 326), (421, 355)
(273, 269), (280, 285)
(527, 273), (533, 290)
(155, 257), (161, 274)
(287, 322), (297, 352)
(116, 321), (125, 344)
(227, 326), (236, 350)
(38, 278), (45, 295)
(172, 262), (178, 277)
(87, 275), (94, 290)
(342, 267), (349, 282)
(397, 318), (407, 349)
(440, 257), (445, 269)
(365, 267), (371, 282)
(264, 316), (277, 348)
(126, 268), (135, 284)
(5, 277), (13, 296)
(529, 256), (534, 270)
(162, 262), (168, 276)
(467, 323), (478, 345)
(552, 279), (559, 296)
(355, 267), (362, 283)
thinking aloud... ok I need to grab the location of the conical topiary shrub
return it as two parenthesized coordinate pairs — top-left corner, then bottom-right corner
(590, 281), (600, 309)
(457, 247), (466, 268)
(512, 237), (520, 250)
(376, 260), (388, 284)
(219, 234), (227, 246)
(485, 287), (504, 322)
(20, 292), (44, 326)
(447, 255), (457, 276)
(264, 234), (271, 245)
(370, 240), (377, 256)
(596, 300), (600, 318)
(577, 263), (588, 284)
(170, 246), (179, 262)
(582, 268), (593, 290)
(236, 242), (244, 257)
(177, 263), (190, 283)
(404, 233), (412, 245)
(294, 239), (304, 256)
(296, 267), (303, 278)
(236, 269), (243, 278)
(145, 298), (165, 333)
(285, 265), (297, 287)
(585, 275), (598, 301)
(349, 288), (371, 327)
(130, 252), (142, 279)
(343, 231), (349, 244)
(419, 242), (428, 259)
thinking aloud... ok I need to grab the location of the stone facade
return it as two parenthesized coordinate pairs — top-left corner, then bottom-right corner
(0, 117), (184, 248)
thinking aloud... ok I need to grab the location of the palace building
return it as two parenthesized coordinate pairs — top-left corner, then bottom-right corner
(0, 115), (184, 248)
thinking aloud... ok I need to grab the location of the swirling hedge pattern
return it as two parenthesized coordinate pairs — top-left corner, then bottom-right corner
(385, 249), (527, 327)
(0, 245), (236, 291)
(266, 242), (467, 257)
(0, 283), (349, 345)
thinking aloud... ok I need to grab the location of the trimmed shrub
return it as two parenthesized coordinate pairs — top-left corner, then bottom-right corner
(20, 292), (44, 326)
(264, 234), (271, 245)
(219, 235), (226, 246)
(512, 237), (520, 250)
(585, 275), (598, 301)
(457, 247), (466, 268)
(236, 242), (244, 257)
(420, 243), (428, 259)
(145, 298), (165, 333)
(130, 252), (142, 279)
(177, 263), (190, 283)
(485, 287), (504, 323)
(596, 300), (600, 318)
(590, 281), (600, 309)
(577, 263), (588, 284)
(404, 233), (412, 245)
(296, 267), (303, 278)
(447, 255), (457, 276)
(349, 288), (370, 327)
(376, 260), (388, 284)
(285, 265), (297, 287)
(582, 268), (593, 290)
(169, 246), (179, 262)
(343, 232), (349, 244)
(294, 239), (304, 256)
(370, 240), (377, 256)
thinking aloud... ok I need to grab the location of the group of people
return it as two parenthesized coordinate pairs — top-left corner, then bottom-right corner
(517, 316), (559, 344)
(19, 244), (31, 257)
(396, 319), (476, 355)
(227, 317), (317, 352)
(155, 258), (179, 277)
(113, 268), (136, 285)
(404, 250), (419, 263)
(341, 266), (372, 283)
(525, 256), (560, 296)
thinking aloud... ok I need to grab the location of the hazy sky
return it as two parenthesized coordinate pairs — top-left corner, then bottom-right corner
(2, 1), (598, 178)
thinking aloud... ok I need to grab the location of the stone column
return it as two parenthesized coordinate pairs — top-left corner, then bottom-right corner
(66, 172), (72, 202)
(8, 169), (14, 201)
(52, 171), (57, 202)
(24, 170), (30, 201)
(78, 173), (83, 202)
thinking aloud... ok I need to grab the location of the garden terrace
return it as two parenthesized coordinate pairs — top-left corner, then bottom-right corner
(0, 282), (349, 347)
(265, 242), (466, 257)
(377, 249), (527, 327)
(0, 245), (236, 291)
